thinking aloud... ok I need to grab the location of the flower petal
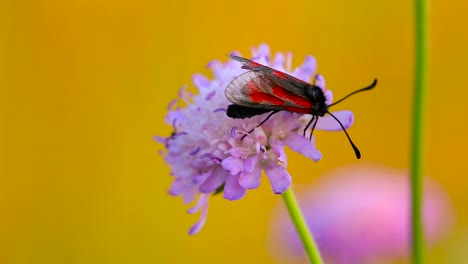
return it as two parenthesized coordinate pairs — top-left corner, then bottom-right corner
(199, 166), (227, 193)
(252, 127), (268, 145)
(294, 55), (317, 82)
(188, 219), (205, 235)
(191, 73), (211, 92)
(273, 52), (285, 70)
(314, 74), (326, 91)
(221, 157), (244, 175)
(223, 174), (247, 200)
(264, 164), (292, 194)
(152, 135), (167, 144)
(207, 59), (231, 83)
(168, 178), (191, 196)
(187, 194), (208, 214)
(243, 156), (257, 172)
(269, 140), (287, 164)
(285, 52), (292, 72)
(239, 171), (261, 189)
(324, 90), (333, 105)
(182, 187), (197, 204)
(270, 112), (297, 132)
(228, 147), (250, 159)
(283, 133), (322, 162)
(252, 43), (270, 61)
(316, 110), (354, 131)
(192, 169), (212, 185)
(239, 160), (261, 189)
(188, 195), (209, 235)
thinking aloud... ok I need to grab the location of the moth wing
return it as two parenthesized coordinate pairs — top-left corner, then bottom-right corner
(225, 71), (313, 112)
(228, 54), (312, 98)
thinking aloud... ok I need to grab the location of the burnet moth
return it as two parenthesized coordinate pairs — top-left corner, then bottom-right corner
(225, 54), (377, 159)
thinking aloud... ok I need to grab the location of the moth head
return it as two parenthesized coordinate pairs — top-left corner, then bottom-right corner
(306, 85), (328, 116)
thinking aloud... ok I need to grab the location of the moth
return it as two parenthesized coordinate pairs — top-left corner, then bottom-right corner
(225, 54), (377, 159)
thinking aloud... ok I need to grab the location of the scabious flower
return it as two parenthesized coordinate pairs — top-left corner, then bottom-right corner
(155, 44), (355, 234)
(266, 163), (454, 264)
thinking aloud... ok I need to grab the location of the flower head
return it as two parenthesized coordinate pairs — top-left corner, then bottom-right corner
(266, 163), (454, 263)
(156, 44), (355, 234)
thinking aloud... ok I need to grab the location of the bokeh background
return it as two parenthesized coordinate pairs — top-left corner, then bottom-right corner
(1, 0), (467, 263)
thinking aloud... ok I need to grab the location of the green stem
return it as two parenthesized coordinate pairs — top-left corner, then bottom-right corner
(412, 0), (428, 263)
(282, 188), (323, 264)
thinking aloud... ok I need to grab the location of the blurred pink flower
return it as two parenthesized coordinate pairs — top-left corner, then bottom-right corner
(267, 163), (454, 264)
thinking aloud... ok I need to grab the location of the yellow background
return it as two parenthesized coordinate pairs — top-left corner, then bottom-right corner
(1, 0), (467, 263)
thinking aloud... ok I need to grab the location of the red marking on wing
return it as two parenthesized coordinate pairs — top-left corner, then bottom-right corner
(246, 81), (262, 93)
(241, 61), (262, 71)
(248, 61), (262, 67)
(245, 81), (260, 93)
(273, 71), (288, 80)
(284, 106), (311, 114)
(271, 86), (313, 108)
(249, 92), (284, 105)
(246, 81), (284, 105)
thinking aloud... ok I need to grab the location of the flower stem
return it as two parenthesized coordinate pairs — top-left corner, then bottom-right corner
(411, 0), (428, 263)
(282, 188), (323, 264)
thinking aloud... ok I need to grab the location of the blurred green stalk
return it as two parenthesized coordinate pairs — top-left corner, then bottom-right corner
(282, 188), (323, 264)
(411, 0), (428, 263)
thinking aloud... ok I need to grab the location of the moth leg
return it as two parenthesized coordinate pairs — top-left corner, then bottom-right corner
(309, 116), (319, 141)
(241, 110), (280, 141)
(303, 115), (316, 137)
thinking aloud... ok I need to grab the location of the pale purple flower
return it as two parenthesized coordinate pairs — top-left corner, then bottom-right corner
(266, 163), (454, 264)
(156, 44), (355, 234)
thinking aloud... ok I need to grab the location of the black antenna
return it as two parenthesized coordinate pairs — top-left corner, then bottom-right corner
(329, 79), (377, 107)
(327, 111), (361, 159)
